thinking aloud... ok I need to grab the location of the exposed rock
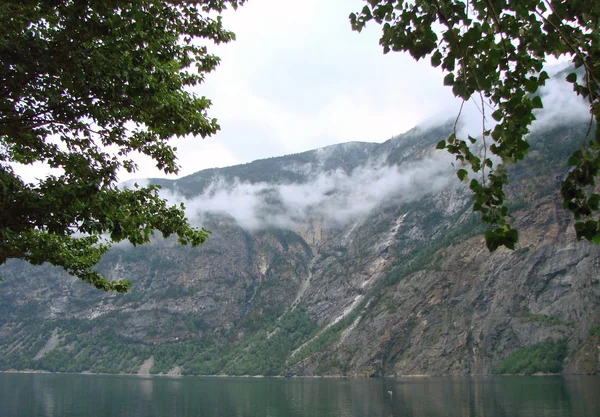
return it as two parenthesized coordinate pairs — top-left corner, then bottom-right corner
(167, 365), (182, 376)
(0, 121), (598, 376)
(33, 328), (60, 361)
(138, 356), (154, 376)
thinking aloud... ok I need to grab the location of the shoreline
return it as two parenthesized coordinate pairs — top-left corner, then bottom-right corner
(0, 370), (567, 378)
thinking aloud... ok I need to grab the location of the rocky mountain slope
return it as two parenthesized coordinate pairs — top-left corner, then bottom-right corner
(0, 116), (599, 376)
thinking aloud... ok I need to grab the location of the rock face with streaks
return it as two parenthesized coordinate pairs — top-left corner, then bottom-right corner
(0, 120), (599, 376)
(310, 195), (600, 376)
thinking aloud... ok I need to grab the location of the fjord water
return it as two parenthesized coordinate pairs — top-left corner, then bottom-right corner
(1, 374), (598, 417)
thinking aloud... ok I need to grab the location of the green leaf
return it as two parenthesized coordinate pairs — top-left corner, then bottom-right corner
(525, 78), (538, 93)
(531, 96), (543, 109)
(443, 73), (455, 86)
(568, 154), (580, 166)
(484, 230), (500, 252)
(436, 140), (446, 149)
(588, 194), (600, 210)
(456, 169), (468, 182)
(566, 72), (577, 83)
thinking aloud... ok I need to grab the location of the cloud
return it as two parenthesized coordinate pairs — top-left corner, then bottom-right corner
(159, 149), (456, 232)
(531, 72), (590, 132)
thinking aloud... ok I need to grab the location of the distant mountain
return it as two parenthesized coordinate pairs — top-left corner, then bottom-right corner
(0, 116), (598, 376)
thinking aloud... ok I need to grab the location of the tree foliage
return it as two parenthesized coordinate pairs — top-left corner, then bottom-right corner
(492, 339), (567, 375)
(351, 0), (600, 250)
(0, 0), (244, 291)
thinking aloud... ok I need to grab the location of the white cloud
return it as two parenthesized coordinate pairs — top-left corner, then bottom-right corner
(160, 149), (456, 231)
(531, 74), (590, 132)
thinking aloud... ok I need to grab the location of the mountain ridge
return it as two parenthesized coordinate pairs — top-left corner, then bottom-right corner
(0, 117), (598, 376)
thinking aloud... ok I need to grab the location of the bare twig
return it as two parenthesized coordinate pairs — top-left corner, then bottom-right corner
(480, 92), (488, 185)
(453, 100), (466, 136)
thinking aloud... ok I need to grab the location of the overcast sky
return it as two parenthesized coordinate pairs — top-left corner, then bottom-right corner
(126, 0), (455, 181)
(14, 0), (572, 184)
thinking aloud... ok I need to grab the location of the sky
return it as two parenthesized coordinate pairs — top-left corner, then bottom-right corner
(125, 0), (454, 181)
(13, 0), (575, 184)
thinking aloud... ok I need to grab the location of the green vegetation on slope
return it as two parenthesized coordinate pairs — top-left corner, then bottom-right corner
(289, 298), (369, 368)
(0, 308), (318, 376)
(493, 339), (568, 375)
(222, 309), (317, 376)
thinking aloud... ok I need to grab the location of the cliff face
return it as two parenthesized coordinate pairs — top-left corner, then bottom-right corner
(0, 120), (599, 376)
(299, 195), (600, 376)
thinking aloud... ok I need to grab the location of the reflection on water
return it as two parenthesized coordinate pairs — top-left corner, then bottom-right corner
(1, 373), (599, 417)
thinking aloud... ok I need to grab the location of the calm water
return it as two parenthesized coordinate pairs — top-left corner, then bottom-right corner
(1, 373), (599, 417)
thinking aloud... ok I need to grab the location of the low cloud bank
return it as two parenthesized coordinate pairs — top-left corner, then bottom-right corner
(160, 150), (455, 231)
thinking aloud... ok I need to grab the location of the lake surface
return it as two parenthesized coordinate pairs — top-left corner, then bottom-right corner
(1, 373), (599, 417)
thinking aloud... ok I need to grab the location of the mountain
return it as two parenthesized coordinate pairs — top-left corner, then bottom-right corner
(0, 117), (599, 376)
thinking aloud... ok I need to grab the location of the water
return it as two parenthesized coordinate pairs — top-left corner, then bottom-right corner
(1, 373), (599, 417)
